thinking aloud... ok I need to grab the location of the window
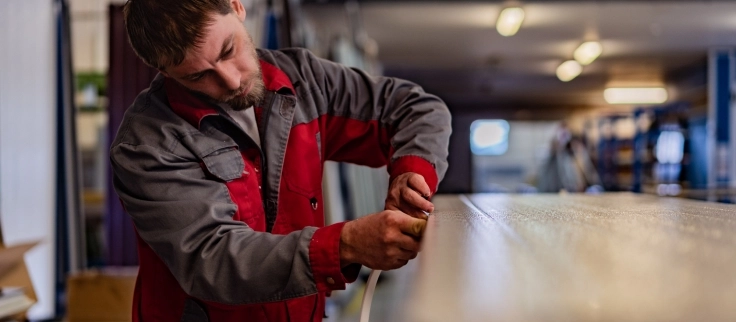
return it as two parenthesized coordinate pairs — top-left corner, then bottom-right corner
(655, 130), (684, 164)
(470, 120), (510, 156)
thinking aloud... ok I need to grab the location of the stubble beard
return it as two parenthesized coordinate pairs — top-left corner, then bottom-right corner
(219, 31), (264, 111)
(221, 71), (265, 111)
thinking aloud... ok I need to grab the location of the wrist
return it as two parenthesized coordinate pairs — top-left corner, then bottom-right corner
(389, 156), (439, 195)
(339, 221), (356, 268)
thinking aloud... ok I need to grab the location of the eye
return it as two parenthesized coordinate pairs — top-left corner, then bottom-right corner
(189, 73), (205, 82)
(223, 46), (234, 58)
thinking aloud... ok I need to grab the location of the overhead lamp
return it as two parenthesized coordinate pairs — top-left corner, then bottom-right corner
(604, 87), (668, 105)
(556, 60), (582, 82)
(574, 41), (602, 65)
(496, 7), (525, 37)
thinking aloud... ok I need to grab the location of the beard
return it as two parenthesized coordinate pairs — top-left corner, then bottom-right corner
(188, 59), (265, 111)
(219, 72), (265, 111)
(191, 70), (265, 111)
(224, 30), (265, 111)
(206, 30), (265, 111)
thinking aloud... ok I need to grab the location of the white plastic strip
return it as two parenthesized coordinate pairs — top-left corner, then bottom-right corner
(359, 269), (382, 322)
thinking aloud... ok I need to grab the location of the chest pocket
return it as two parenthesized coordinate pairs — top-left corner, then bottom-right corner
(201, 147), (244, 182)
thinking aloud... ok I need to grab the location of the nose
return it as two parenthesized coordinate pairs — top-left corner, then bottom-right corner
(216, 62), (241, 92)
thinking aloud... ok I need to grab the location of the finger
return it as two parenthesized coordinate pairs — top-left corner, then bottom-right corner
(397, 217), (427, 239)
(405, 209), (429, 220)
(396, 204), (428, 220)
(401, 188), (434, 212)
(392, 247), (418, 261)
(395, 234), (421, 253)
(407, 174), (432, 199)
(390, 259), (409, 270)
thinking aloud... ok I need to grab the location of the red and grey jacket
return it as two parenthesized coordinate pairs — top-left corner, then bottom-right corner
(110, 48), (451, 321)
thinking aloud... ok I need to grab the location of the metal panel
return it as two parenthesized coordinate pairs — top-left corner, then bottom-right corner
(400, 194), (736, 322)
(0, 0), (58, 319)
(708, 49), (735, 199)
(57, 0), (86, 299)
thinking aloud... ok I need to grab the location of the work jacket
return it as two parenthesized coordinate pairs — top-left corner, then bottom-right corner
(110, 48), (451, 321)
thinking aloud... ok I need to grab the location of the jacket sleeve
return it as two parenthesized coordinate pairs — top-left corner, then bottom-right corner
(110, 142), (357, 305)
(303, 51), (452, 194)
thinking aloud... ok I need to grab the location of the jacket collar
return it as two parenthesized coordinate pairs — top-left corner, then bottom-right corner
(165, 59), (295, 128)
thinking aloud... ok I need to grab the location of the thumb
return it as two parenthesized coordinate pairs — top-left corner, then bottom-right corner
(399, 216), (427, 238)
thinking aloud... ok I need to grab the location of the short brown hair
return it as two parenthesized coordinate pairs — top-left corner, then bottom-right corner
(123, 0), (233, 69)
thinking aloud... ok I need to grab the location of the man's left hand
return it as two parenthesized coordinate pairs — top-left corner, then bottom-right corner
(385, 172), (434, 219)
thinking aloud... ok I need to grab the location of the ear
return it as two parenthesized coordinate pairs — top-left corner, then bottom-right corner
(231, 0), (246, 22)
(159, 69), (171, 78)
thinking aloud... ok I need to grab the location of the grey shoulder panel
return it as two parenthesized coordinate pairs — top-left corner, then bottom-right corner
(257, 48), (452, 181)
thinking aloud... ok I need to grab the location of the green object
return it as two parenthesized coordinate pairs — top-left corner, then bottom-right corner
(75, 71), (106, 111)
(75, 72), (106, 95)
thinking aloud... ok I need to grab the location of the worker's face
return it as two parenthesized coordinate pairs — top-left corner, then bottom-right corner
(162, 1), (264, 110)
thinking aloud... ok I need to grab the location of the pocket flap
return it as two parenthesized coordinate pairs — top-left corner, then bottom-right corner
(286, 179), (319, 198)
(202, 147), (244, 182)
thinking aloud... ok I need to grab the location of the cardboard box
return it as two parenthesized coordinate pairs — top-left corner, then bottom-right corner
(66, 268), (137, 322)
(0, 242), (39, 319)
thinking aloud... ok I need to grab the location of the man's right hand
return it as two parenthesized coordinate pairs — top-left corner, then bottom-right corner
(339, 210), (427, 270)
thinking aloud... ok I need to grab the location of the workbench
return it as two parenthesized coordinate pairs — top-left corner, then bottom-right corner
(394, 193), (736, 322)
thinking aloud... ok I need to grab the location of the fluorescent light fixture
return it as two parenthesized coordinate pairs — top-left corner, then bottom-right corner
(604, 87), (668, 104)
(574, 41), (602, 65)
(496, 7), (525, 37)
(556, 60), (582, 82)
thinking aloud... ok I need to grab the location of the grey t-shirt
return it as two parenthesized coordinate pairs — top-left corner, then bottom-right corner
(221, 105), (261, 149)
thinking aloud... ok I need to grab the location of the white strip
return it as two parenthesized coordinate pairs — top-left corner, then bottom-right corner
(359, 269), (382, 322)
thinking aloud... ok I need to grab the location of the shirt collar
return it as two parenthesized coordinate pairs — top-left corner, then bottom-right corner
(165, 59), (295, 128)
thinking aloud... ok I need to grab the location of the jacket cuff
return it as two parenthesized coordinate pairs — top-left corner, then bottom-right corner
(309, 222), (360, 292)
(389, 155), (439, 196)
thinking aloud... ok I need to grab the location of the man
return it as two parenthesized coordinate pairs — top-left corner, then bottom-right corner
(111, 0), (451, 321)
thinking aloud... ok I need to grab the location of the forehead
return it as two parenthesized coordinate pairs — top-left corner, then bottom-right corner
(173, 13), (236, 72)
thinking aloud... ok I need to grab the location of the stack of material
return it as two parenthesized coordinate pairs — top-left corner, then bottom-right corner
(0, 242), (37, 320)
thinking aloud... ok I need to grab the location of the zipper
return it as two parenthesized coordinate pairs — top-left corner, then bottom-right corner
(211, 94), (274, 229)
(260, 92), (278, 231)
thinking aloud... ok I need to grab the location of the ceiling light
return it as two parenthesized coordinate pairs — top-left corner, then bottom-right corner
(574, 41), (602, 65)
(556, 60), (582, 82)
(496, 7), (525, 37)
(604, 87), (668, 105)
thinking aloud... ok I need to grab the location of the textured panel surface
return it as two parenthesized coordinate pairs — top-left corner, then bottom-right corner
(401, 193), (736, 322)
